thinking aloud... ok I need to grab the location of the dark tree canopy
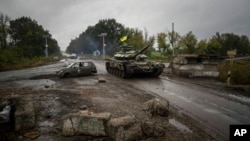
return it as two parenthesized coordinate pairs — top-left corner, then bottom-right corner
(8, 16), (60, 58)
(66, 18), (125, 55)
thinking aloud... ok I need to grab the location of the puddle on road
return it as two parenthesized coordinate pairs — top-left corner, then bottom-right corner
(15, 79), (56, 90)
(228, 94), (250, 104)
(73, 79), (97, 85)
(35, 135), (58, 141)
(169, 118), (192, 133)
(204, 108), (220, 114)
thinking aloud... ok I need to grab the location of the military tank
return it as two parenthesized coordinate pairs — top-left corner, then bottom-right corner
(105, 44), (165, 78)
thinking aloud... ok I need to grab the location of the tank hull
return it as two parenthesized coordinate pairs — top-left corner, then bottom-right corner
(106, 59), (165, 78)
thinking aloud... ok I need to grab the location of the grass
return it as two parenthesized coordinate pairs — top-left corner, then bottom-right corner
(218, 60), (250, 85)
(148, 52), (169, 62)
(0, 56), (60, 71)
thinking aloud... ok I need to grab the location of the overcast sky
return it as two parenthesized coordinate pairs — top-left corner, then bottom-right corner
(1, 0), (250, 51)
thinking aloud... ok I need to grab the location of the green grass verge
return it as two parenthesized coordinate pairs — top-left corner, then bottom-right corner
(218, 60), (250, 85)
(0, 56), (59, 71)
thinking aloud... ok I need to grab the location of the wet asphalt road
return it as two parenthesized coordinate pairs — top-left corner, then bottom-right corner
(128, 78), (250, 140)
(1, 59), (250, 140)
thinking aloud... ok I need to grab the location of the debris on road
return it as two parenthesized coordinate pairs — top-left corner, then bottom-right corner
(143, 98), (169, 117)
(98, 77), (106, 83)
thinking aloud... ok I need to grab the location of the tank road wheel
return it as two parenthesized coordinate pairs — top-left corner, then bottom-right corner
(108, 67), (111, 73)
(114, 69), (117, 76)
(106, 62), (110, 73)
(111, 68), (114, 74)
(115, 69), (119, 76)
(117, 69), (120, 76)
(152, 68), (163, 77)
(107, 66), (110, 73)
(121, 70), (126, 78)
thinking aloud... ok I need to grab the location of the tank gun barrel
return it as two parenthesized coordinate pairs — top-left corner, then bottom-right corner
(133, 45), (150, 58)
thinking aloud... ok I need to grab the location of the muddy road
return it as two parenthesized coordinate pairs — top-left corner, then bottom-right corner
(0, 59), (250, 141)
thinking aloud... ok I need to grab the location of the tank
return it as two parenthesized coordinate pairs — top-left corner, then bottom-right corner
(105, 44), (165, 78)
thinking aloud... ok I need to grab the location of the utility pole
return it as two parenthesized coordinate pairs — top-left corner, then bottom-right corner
(98, 33), (107, 60)
(172, 22), (175, 56)
(43, 35), (49, 57)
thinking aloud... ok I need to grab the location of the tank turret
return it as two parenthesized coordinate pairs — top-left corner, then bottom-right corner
(114, 44), (150, 60)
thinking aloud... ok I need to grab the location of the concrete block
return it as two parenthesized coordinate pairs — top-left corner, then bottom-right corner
(142, 121), (165, 137)
(143, 98), (169, 117)
(107, 115), (143, 141)
(98, 78), (106, 83)
(62, 110), (111, 136)
(15, 98), (35, 131)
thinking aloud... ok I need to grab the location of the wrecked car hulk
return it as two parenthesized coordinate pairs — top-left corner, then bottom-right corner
(56, 62), (97, 78)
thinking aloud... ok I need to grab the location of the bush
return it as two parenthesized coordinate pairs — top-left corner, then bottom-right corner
(0, 48), (60, 71)
(148, 52), (168, 62)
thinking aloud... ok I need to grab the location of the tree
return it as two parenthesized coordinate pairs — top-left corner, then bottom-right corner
(178, 31), (197, 54)
(0, 12), (10, 49)
(212, 32), (250, 56)
(66, 18), (125, 55)
(196, 39), (207, 54)
(126, 28), (144, 50)
(157, 32), (171, 55)
(9, 17), (60, 58)
(204, 39), (221, 54)
(166, 31), (181, 55)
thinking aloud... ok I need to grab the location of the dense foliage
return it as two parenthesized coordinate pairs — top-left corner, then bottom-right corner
(0, 13), (60, 70)
(67, 18), (250, 58)
(157, 31), (250, 57)
(66, 19), (155, 56)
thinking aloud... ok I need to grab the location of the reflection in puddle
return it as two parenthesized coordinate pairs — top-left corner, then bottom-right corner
(169, 118), (192, 133)
(73, 79), (97, 85)
(15, 79), (56, 90)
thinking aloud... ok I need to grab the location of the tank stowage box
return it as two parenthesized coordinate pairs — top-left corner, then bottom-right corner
(105, 44), (165, 78)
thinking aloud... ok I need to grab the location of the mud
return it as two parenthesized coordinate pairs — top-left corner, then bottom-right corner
(0, 72), (217, 141)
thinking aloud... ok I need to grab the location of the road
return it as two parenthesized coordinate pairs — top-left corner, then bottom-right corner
(95, 59), (250, 140)
(128, 77), (250, 140)
(1, 59), (250, 140)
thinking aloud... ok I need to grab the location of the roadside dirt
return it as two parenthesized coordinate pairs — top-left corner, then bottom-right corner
(0, 73), (218, 141)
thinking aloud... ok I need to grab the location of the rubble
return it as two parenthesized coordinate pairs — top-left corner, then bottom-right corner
(143, 98), (169, 117)
(0, 106), (11, 123)
(23, 131), (40, 139)
(15, 97), (35, 131)
(98, 78), (106, 83)
(142, 120), (166, 137)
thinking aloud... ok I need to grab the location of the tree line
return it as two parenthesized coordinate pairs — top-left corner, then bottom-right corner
(66, 18), (250, 58)
(66, 19), (155, 56)
(0, 12), (60, 68)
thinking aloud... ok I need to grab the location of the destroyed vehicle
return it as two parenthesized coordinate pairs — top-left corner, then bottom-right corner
(56, 62), (97, 78)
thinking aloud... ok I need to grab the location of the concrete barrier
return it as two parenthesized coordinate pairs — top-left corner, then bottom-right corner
(15, 97), (35, 131)
(106, 115), (143, 141)
(62, 110), (111, 136)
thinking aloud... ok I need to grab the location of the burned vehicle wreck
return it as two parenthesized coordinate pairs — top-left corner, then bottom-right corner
(56, 62), (97, 78)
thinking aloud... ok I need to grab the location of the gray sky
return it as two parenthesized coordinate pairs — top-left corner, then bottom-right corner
(1, 0), (250, 51)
